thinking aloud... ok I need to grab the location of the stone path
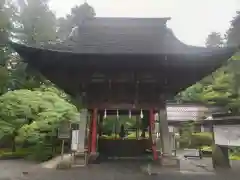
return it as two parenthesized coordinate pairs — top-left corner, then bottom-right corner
(1, 158), (240, 180)
(0, 160), (37, 180)
(40, 154), (72, 169)
(20, 162), (239, 180)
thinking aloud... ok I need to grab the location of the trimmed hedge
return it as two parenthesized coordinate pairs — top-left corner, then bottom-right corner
(179, 132), (213, 148)
(191, 132), (213, 147)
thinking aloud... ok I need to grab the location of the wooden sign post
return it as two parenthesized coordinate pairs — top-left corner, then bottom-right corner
(58, 121), (71, 159)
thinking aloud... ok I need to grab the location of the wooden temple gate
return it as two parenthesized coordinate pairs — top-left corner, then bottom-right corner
(10, 15), (238, 168)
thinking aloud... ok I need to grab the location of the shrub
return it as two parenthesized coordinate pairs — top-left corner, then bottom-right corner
(178, 137), (190, 148)
(201, 146), (212, 152)
(191, 132), (213, 147)
(229, 154), (240, 160)
(26, 142), (59, 162)
(178, 132), (213, 148)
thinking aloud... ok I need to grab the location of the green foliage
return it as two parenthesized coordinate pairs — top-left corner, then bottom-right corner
(177, 83), (205, 102)
(229, 154), (240, 160)
(35, 85), (69, 100)
(26, 143), (56, 161)
(0, 0), (55, 94)
(205, 32), (223, 47)
(0, 147), (31, 159)
(178, 12), (240, 110)
(227, 11), (240, 46)
(179, 132), (212, 148)
(0, 89), (78, 141)
(0, 0), (16, 46)
(16, 0), (57, 43)
(100, 131), (149, 139)
(0, 1), (92, 161)
(200, 146), (240, 160)
(201, 70), (234, 106)
(191, 132), (213, 147)
(178, 122), (195, 146)
(201, 146), (212, 152)
(102, 115), (136, 135)
(0, 146), (58, 161)
(57, 2), (95, 40)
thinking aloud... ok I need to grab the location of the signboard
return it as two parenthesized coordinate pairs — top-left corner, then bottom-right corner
(169, 126), (174, 133)
(71, 130), (79, 151)
(71, 109), (88, 152)
(214, 125), (240, 146)
(58, 121), (71, 139)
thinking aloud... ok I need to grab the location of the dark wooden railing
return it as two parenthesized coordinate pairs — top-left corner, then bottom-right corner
(98, 139), (151, 157)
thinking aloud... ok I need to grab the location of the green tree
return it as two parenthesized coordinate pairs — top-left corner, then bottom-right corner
(201, 70), (234, 105)
(177, 83), (205, 103)
(6, 0), (59, 92)
(0, 0), (15, 92)
(0, 89), (78, 152)
(227, 11), (240, 46)
(179, 122), (194, 147)
(177, 30), (231, 105)
(57, 2), (96, 40)
(0, 0), (11, 46)
(205, 32), (223, 47)
(16, 0), (57, 44)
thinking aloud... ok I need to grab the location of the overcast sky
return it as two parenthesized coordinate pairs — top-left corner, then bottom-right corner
(49, 0), (239, 46)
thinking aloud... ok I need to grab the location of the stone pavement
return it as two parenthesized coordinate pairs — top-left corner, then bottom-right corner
(0, 159), (38, 180)
(20, 161), (240, 180)
(1, 159), (240, 180)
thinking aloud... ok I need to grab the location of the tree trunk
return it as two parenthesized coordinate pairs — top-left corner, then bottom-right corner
(11, 135), (16, 152)
(11, 130), (18, 152)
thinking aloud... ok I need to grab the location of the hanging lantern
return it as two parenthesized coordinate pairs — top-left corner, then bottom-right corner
(116, 109), (119, 119)
(129, 110), (132, 119)
(104, 109), (107, 119)
(140, 109), (143, 119)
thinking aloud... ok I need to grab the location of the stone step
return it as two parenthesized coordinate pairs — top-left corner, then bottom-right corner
(73, 152), (87, 166)
(74, 152), (85, 157)
(73, 158), (86, 165)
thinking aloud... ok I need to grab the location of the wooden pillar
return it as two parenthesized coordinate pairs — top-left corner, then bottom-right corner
(98, 112), (103, 137)
(87, 111), (92, 153)
(90, 108), (98, 153)
(149, 109), (158, 160)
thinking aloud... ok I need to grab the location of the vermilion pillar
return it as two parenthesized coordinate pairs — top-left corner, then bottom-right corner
(149, 109), (158, 160)
(90, 108), (98, 153)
